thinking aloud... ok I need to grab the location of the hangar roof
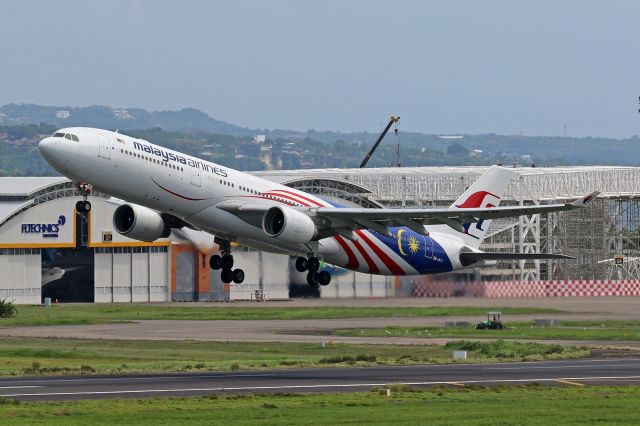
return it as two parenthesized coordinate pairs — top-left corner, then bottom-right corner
(0, 177), (68, 198)
(0, 177), (73, 227)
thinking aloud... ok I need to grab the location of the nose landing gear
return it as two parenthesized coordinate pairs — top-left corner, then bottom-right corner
(296, 256), (331, 287)
(210, 239), (245, 284)
(75, 183), (92, 215)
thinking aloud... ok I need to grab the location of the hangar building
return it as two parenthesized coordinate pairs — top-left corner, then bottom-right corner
(0, 177), (289, 304)
(0, 178), (171, 304)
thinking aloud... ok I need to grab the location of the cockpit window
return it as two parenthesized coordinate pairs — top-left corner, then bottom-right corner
(53, 132), (65, 138)
(60, 133), (79, 142)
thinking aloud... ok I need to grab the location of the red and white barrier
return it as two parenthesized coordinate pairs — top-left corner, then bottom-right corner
(412, 279), (640, 298)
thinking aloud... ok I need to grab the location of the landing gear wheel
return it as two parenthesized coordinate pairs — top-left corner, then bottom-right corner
(210, 255), (222, 270)
(221, 269), (233, 284)
(231, 269), (245, 284)
(306, 271), (319, 287)
(317, 271), (331, 286)
(75, 200), (91, 214)
(307, 257), (320, 273)
(295, 257), (308, 272)
(221, 255), (234, 270)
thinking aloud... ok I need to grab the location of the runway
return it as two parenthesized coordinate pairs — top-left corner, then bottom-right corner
(1, 358), (639, 401)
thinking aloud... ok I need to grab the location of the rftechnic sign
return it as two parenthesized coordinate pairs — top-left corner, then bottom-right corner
(21, 215), (67, 238)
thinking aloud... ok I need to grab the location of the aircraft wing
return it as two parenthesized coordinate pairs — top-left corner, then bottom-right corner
(315, 192), (600, 235)
(216, 201), (269, 228)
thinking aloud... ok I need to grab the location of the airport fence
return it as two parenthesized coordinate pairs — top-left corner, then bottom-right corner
(412, 279), (640, 298)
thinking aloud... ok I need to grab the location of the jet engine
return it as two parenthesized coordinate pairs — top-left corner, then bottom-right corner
(113, 203), (170, 242)
(262, 206), (317, 244)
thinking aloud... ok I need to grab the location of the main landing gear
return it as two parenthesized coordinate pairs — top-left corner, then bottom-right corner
(295, 256), (331, 287)
(209, 239), (245, 284)
(75, 182), (92, 215)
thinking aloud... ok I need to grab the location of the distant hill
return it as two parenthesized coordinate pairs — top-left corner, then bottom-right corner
(0, 104), (257, 136)
(3, 103), (640, 169)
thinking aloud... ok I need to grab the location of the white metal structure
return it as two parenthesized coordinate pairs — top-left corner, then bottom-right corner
(255, 166), (640, 281)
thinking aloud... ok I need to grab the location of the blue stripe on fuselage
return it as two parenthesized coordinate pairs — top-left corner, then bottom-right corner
(319, 198), (453, 274)
(368, 227), (453, 274)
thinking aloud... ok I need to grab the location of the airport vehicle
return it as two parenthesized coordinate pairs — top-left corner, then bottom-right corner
(475, 311), (505, 330)
(38, 128), (598, 286)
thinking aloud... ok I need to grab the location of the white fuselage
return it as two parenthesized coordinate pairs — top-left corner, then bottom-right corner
(39, 127), (467, 276)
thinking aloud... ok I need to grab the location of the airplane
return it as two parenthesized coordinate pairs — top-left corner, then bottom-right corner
(38, 127), (599, 287)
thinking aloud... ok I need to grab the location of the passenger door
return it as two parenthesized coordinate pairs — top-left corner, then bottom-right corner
(97, 134), (111, 159)
(423, 236), (434, 259)
(190, 166), (201, 186)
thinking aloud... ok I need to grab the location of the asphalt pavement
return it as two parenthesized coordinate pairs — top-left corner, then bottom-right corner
(1, 358), (639, 401)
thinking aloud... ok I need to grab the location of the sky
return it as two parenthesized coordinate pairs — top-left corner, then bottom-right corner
(1, 0), (639, 138)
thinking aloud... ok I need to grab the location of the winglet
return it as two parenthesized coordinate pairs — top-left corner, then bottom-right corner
(571, 191), (600, 207)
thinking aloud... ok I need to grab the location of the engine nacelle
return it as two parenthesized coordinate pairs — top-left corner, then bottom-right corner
(113, 203), (170, 242)
(262, 206), (317, 244)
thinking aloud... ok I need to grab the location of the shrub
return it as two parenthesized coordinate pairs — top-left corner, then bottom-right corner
(80, 365), (96, 374)
(0, 298), (17, 318)
(319, 354), (377, 364)
(445, 340), (573, 359)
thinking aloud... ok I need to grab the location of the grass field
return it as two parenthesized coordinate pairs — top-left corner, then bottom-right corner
(0, 304), (559, 327)
(1, 386), (638, 425)
(335, 320), (640, 341)
(0, 338), (589, 376)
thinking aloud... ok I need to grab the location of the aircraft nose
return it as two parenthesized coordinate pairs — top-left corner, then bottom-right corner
(38, 136), (54, 155)
(38, 137), (62, 165)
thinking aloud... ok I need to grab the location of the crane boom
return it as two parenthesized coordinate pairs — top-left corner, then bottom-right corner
(359, 115), (400, 168)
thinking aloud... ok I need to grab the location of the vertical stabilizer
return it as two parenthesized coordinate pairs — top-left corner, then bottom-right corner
(447, 165), (514, 248)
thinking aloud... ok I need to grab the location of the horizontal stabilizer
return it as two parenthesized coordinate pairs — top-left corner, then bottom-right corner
(460, 252), (575, 266)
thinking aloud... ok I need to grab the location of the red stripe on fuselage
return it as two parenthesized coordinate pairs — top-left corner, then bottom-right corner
(351, 238), (380, 274)
(152, 178), (209, 201)
(263, 192), (308, 207)
(355, 230), (405, 275)
(334, 236), (359, 270)
(234, 195), (302, 207)
(269, 189), (326, 207)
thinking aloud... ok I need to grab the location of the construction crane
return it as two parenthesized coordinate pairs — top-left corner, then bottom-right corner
(359, 115), (400, 168)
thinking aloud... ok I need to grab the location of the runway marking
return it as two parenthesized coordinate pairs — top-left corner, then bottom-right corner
(555, 379), (585, 387)
(486, 363), (640, 371)
(0, 373), (276, 385)
(2, 376), (640, 398)
(0, 386), (41, 389)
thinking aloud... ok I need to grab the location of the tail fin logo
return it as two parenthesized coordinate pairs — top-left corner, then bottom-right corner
(457, 191), (501, 239)
(456, 191), (500, 209)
